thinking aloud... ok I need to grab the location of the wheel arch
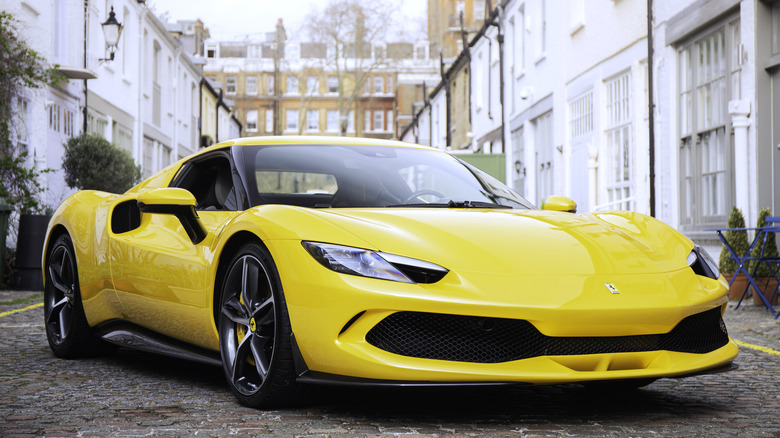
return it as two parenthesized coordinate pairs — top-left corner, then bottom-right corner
(211, 230), (266, 326)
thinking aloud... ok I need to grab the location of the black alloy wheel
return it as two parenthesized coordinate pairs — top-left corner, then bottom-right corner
(218, 242), (302, 408)
(44, 234), (112, 358)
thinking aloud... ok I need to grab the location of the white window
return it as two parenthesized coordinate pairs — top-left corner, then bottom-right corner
(474, 0), (485, 20)
(365, 77), (371, 94)
(286, 75), (298, 94)
(536, 0), (547, 59)
(374, 76), (383, 93)
(374, 110), (384, 131)
(246, 76), (257, 95)
(327, 76), (338, 93)
(266, 76), (274, 96)
(678, 20), (740, 230)
(225, 76), (236, 95)
(568, 91), (593, 140)
(286, 109), (299, 131)
(327, 110), (339, 132)
(364, 110), (371, 131)
(246, 109), (258, 132)
(347, 110), (355, 132)
(456, 0), (465, 19)
(605, 73), (632, 211)
(307, 76), (318, 95)
(265, 109), (273, 133)
(16, 98), (28, 144)
(306, 110), (319, 131)
(387, 76), (393, 94)
(386, 110), (393, 132)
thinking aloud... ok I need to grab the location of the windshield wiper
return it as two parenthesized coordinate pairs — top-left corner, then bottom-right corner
(387, 200), (512, 209)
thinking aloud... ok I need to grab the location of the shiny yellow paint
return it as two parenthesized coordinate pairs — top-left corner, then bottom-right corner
(43, 136), (737, 385)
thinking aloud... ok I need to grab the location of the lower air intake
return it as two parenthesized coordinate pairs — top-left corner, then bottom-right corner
(365, 307), (729, 363)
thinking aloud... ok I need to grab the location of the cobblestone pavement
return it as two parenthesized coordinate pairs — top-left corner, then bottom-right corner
(1, 290), (779, 437)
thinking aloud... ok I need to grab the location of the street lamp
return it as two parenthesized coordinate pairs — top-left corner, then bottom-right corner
(83, 4), (124, 133)
(100, 7), (123, 62)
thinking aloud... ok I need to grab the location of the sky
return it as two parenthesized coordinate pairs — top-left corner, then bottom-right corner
(148, 0), (428, 41)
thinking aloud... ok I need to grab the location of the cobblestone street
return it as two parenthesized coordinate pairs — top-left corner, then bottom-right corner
(1, 290), (779, 437)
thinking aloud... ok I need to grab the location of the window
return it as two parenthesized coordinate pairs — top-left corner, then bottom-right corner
(17, 98), (28, 144)
(534, 111), (553, 204)
(286, 75), (298, 94)
(49, 104), (61, 132)
(246, 109), (258, 132)
(365, 77), (371, 94)
(374, 76), (383, 93)
(347, 110), (355, 132)
(774, 2), (780, 54)
(474, 0), (485, 19)
(536, 0), (547, 58)
(307, 76), (318, 95)
(286, 109), (299, 131)
(266, 75), (274, 96)
(225, 76), (236, 95)
(113, 121), (133, 153)
(456, 0), (465, 19)
(265, 109), (273, 133)
(605, 73), (632, 211)
(387, 76), (393, 94)
(374, 110), (384, 131)
(327, 110), (339, 132)
(63, 108), (74, 137)
(246, 76), (257, 95)
(569, 91), (593, 140)
(327, 76), (338, 93)
(364, 110), (371, 131)
(514, 7), (525, 76)
(678, 20), (740, 230)
(387, 110), (393, 132)
(306, 110), (319, 131)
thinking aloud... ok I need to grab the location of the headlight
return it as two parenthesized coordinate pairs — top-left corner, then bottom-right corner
(302, 242), (448, 284)
(687, 245), (720, 280)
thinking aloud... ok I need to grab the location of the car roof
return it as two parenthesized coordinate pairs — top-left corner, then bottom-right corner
(207, 136), (439, 152)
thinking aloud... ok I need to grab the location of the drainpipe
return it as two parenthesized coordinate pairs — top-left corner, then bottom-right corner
(441, 51), (451, 148)
(647, 0), (656, 216)
(491, 5), (506, 152)
(136, 3), (146, 164)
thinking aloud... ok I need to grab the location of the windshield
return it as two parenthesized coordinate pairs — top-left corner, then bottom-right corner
(241, 144), (534, 209)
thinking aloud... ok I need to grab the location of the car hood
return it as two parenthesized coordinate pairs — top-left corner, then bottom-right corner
(310, 208), (693, 276)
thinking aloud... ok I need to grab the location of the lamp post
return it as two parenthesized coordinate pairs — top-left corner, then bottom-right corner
(82, 4), (123, 134)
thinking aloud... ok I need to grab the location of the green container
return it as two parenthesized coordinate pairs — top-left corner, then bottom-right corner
(0, 198), (11, 287)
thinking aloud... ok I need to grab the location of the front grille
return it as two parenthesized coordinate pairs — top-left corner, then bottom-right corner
(365, 307), (729, 363)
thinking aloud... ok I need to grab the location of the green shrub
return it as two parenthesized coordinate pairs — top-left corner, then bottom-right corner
(62, 133), (141, 194)
(748, 208), (779, 278)
(718, 206), (748, 274)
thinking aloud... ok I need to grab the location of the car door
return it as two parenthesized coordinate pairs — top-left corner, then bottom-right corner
(108, 150), (243, 348)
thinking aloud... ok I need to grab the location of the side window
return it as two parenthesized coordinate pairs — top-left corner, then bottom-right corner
(171, 153), (240, 211)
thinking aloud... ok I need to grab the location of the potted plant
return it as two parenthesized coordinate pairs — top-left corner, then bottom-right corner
(749, 208), (779, 305)
(718, 206), (749, 300)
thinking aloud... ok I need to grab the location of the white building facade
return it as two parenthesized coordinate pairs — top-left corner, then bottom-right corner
(8, 0), (206, 208)
(653, 0), (778, 243)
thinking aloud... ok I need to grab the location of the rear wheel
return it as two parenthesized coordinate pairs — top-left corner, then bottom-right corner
(44, 234), (113, 358)
(218, 242), (303, 408)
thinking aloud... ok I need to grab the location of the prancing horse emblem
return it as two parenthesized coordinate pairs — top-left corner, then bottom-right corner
(604, 283), (620, 294)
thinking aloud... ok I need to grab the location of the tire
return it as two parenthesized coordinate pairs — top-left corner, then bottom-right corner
(217, 241), (304, 408)
(44, 234), (114, 358)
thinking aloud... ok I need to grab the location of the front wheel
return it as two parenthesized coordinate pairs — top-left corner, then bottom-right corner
(218, 242), (304, 408)
(44, 233), (114, 358)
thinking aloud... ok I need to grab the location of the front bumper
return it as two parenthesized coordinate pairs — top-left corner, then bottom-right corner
(271, 240), (738, 385)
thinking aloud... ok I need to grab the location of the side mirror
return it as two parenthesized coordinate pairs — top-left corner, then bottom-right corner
(137, 188), (207, 244)
(541, 195), (577, 213)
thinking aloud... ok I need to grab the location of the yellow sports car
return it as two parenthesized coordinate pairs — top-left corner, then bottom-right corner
(43, 136), (737, 408)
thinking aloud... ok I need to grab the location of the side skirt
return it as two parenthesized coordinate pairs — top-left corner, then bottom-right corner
(95, 320), (221, 367)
